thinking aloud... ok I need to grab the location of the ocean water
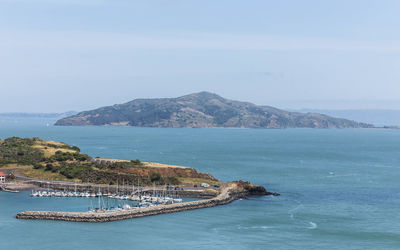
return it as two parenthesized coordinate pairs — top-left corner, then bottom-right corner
(0, 119), (400, 249)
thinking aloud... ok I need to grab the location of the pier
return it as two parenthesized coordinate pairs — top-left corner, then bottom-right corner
(16, 182), (275, 222)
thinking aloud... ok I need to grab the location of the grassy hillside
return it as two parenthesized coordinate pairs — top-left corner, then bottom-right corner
(55, 91), (373, 128)
(0, 137), (218, 186)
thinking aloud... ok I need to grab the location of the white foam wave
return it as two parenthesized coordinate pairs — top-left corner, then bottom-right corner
(288, 203), (303, 219)
(325, 173), (355, 178)
(237, 225), (272, 230)
(308, 222), (317, 229)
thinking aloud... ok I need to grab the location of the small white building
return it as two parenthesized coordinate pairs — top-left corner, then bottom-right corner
(0, 172), (5, 183)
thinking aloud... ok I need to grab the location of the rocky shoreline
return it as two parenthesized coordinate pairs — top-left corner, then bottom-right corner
(16, 181), (279, 222)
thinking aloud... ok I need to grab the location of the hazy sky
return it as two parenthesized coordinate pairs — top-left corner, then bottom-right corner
(1, 0), (400, 112)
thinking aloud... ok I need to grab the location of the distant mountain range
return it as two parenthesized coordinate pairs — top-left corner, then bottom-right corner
(293, 109), (400, 127)
(0, 111), (77, 119)
(54, 92), (373, 129)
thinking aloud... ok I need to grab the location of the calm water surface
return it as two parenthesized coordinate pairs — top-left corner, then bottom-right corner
(0, 119), (399, 249)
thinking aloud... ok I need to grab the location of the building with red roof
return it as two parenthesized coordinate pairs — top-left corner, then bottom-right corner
(0, 171), (5, 183)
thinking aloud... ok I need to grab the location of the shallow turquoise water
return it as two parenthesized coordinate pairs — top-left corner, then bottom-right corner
(1, 119), (400, 249)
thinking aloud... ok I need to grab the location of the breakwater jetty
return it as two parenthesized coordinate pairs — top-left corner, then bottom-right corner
(16, 181), (278, 222)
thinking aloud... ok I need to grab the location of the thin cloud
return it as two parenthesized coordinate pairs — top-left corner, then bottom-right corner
(0, 0), (107, 5)
(1, 29), (400, 52)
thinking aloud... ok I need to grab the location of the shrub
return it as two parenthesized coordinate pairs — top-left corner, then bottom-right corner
(73, 152), (89, 161)
(150, 172), (161, 183)
(45, 164), (54, 171)
(130, 159), (141, 165)
(51, 151), (74, 161)
(167, 176), (180, 185)
(33, 164), (43, 169)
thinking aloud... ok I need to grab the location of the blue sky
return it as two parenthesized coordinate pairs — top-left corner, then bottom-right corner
(1, 0), (400, 112)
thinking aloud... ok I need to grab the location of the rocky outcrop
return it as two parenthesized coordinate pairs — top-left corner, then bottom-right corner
(233, 180), (280, 196)
(16, 182), (278, 222)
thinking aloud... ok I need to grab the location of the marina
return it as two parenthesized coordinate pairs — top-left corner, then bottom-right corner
(17, 181), (269, 222)
(29, 183), (185, 211)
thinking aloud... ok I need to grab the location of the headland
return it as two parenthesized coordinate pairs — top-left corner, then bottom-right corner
(0, 137), (278, 222)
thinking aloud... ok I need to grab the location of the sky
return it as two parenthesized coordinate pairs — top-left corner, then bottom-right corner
(1, 0), (400, 112)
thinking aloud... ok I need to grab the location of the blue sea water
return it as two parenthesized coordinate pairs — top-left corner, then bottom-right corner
(1, 118), (400, 249)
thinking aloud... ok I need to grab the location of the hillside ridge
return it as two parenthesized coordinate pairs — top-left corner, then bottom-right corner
(55, 92), (373, 129)
(0, 137), (218, 186)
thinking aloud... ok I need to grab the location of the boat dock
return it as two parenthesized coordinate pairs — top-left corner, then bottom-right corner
(24, 179), (218, 198)
(16, 182), (275, 222)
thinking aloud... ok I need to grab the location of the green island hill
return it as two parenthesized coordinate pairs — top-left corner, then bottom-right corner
(55, 92), (374, 129)
(0, 137), (219, 187)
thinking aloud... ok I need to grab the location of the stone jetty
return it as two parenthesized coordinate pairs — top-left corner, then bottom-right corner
(16, 181), (278, 222)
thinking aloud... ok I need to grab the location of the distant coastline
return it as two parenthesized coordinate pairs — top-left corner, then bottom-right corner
(293, 109), (400, 127)
(0, 111), (77, 119)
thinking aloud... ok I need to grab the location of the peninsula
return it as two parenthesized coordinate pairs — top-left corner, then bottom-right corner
(55, 92), (373, 129)
(0, 137), (218, 187)
(0, 137), (277, 222)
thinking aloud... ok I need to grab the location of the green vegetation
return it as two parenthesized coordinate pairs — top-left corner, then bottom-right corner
(0, 137), (217, 186)
(48, 151), (90, 162)
(150, 172), (161, 183)
(0, 137), (45, 165)
(107, 160), (143, 170)
(166, 176), (180, 185)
